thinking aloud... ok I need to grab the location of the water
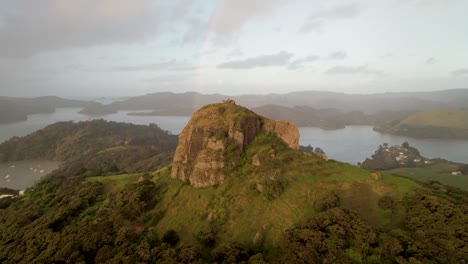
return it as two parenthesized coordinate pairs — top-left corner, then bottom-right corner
(299, 126), (468, 164)
(0, 108), (190, 143)
(0, 161), (59, 190)
(1, 108), (467, 170)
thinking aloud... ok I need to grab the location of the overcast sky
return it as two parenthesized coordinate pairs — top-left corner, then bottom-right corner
(0, 0), (467, 97)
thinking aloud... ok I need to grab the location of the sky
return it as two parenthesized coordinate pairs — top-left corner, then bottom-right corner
(0, 0), (467, 97)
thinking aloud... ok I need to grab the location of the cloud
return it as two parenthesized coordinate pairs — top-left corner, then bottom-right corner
(452, 68), (468, 76)
(112, 60), (196, 72)
(401, 0), (459, 6)
(326, 65), (384, 76)
(217, 51), (293, 69)
(209, 0), (287, 41)
(300, 3), (361, 33)
(0, 0), (161, 58)
(143, 74), (194, 84)
(288, 51), (346, 70)
(426, 57), (436, 64)
(181, 17), (209, 44)
(288, 55), (320, 70)
(227, 48), (244, 58)
(328, 51), (347, 60)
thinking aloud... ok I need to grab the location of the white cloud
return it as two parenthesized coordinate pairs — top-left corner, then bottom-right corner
(328, 51), (347, 60)
(218, 51), (293, 69)
(288, 55), (320, 70)
(426, 57), (436, 64)
(300, 3), (361, 33)
(326, 65), (384, 76)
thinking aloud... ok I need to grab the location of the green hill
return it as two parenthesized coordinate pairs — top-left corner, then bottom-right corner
(375, 109), (468, 138)
(0, 103), (467, 263)
(0, 120), (178, 178)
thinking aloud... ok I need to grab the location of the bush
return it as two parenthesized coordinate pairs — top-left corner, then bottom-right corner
(194, 224), (216, 247)
(319, 192), (341, 211)
(162, 229), (180, 246)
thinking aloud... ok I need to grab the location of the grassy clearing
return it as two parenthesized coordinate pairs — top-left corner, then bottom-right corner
(86, 173), (143, 192)
(385, 163), (468, 190)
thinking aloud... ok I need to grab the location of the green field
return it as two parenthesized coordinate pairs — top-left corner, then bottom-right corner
(385, 163), (468, 190)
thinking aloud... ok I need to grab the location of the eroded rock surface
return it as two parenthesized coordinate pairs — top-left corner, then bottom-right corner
(171, 101), (300, 188)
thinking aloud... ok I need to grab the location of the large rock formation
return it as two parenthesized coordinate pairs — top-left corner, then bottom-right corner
(171, 100), (299, 188)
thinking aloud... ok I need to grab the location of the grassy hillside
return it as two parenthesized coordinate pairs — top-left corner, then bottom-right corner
(385, 162), (468, 190)
(376, 109), (468, 138)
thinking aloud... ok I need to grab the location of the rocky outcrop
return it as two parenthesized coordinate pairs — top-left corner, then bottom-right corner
(171, 101), (300, 188)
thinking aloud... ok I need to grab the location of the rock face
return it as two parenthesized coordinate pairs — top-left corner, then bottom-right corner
(171, 101), (300, 188)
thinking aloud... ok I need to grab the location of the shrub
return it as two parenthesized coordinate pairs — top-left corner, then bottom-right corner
(162, 229), (180, 246)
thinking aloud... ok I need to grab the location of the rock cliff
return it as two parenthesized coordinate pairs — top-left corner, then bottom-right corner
(171, 100), (299, 188)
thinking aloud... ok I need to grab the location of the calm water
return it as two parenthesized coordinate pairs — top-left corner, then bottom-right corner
(299, 126), (468, 165)
(0, 161), (59, 190)
(1, 108), (467, 173)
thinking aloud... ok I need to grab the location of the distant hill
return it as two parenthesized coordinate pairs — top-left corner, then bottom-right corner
(375, 109), (468, 139)
(78, 89), (468, 116)
(0, 96), (87, 124)
(1, 102), (467, 263)
(253, 104), (371, 129)
(0, 120), (178, 177)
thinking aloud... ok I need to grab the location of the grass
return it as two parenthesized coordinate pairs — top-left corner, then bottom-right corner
(148, 136), (421, 249)
(385, 163), (468, 190)
(85, 173), (143, 192)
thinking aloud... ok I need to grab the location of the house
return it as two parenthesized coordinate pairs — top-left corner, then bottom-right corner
(414, 159), (421, 163)
(451, 171), (462, 176)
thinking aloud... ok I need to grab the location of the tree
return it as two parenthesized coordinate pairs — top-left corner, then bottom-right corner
(461, 164), (468, 175)
(162, 230), (180, 246)
(314, 147), (325, 154)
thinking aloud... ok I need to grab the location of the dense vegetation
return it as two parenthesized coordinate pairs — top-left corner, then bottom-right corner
(375, 109), (468, 139)
(361, 142), (423, 170)
(0, 120), (178, 178)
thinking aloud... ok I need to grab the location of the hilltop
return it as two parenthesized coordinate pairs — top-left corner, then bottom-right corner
(0, 102), (467, 263)
(0, 96), (87, 124)
(375, 109), (468, 139)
